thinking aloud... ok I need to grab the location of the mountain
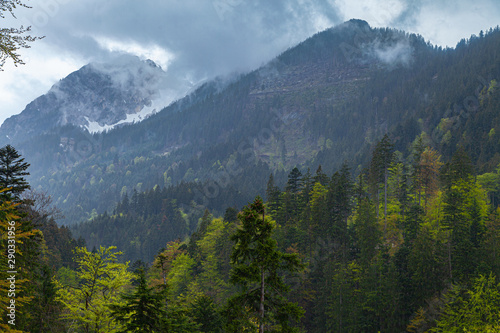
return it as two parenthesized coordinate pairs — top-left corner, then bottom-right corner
(9, 20), (500, 229)
(0, 55), (171, 144)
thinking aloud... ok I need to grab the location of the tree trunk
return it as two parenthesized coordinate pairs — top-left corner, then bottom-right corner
(448, 237), (453, 281)
(260, 268), (265, 333)
(384, 169), (388, 233)
(339, 281), (343, 332)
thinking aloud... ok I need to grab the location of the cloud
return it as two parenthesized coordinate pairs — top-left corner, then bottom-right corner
(1, 0), (343, 122)
(26, 0), (341, 76)
(1, 0), (499, 124)
(336, 0), (408, 27)
(335, 0), (500, 47)
(362, 37), (413, 68)
(410, 0), (500, 47)
(94, 37), (175, 70)
(0, 42), (84, 124)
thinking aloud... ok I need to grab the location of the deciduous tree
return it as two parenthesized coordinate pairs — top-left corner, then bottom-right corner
(0, 0), (42, 69)
(55, 246), (133, 333)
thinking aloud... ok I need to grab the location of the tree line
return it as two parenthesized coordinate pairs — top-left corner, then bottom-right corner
(4, 134), (500, 331)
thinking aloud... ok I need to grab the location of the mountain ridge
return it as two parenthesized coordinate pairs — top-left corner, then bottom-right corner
(7, 20), (500, 226)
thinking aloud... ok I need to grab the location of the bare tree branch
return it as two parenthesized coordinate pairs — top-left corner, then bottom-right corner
(0, 0), (43, 70)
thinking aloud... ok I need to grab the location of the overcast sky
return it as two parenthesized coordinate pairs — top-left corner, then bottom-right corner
(1, 0), (499, 125)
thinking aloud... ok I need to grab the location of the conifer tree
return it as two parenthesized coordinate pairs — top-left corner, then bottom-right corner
(313, 165), (329, 186)
(440, 148), (474, 189)
(286, 167), (303, 193)
(26, 264), (64, 332)
(223, 207), (238, 222)
(327, 162), (354, 244)
(284, 167), (303, 221)
(430, 274), (500, 332)
(418, 147), (443, 209)
(265, 174), (281, 215)
(111, 268), (168, 332)
(227, 196), (304, 332)
(190, 295), (223, 333)
(0, 193), (35, 332)
(0, 147), (43, 331)
(354, 197), (381, 268)
(0, 144), (30, 201)
(442, 187), (471, 282)
(410, 136), (425, 204)
(301, 168), (313, 206)
(369, 135), (395, 231)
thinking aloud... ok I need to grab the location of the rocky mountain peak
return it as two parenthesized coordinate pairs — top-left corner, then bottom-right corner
(0, 55), (169, 144)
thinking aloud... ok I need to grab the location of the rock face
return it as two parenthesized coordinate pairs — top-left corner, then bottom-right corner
(0, 55), (169, 144)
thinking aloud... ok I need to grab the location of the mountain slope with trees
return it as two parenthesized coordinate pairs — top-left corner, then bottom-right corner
(69, 135), (500, 332)
(7, 20), (500, 231)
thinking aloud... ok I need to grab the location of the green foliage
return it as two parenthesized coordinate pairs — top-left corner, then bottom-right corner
(0, 0), (42, 69)
(430, 274), (500, 332)
(110, 268), (168, 332)
(477, 165), (500, 206)
(369, 134), (395, 230)
(228, 196), (305, 332)
(354, 198), (381, 267)
(167, 252), (195, 299)
(55, 246), (133, 333)
(26, 264), (65, 332)
(6, 21), (500, 333)
(0, 195), (34, 332)
(73, 188), (190, 263)
(0, 144), (30, 200)
(189, 295), (223, 333)
(18, 144), (500, 333)
(0, 149), (57, 331)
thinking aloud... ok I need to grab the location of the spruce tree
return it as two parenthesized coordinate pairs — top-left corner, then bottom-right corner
(410, 135), (425, 204)
(285, 167), (303, 220)
(0, 144), (30, 201)
(265, 174), (281, 215)
(369, 135), (395, 231)
(227, 196), (304, 332)
(327, 162), (354, 243)
(286, 167), (302, 193)
(111, 268), (168, 332)
(313, 165), (329, 186)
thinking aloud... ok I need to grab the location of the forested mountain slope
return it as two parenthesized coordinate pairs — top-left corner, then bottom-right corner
(4, 19), (500, 333)
(11, 20), (500, 227)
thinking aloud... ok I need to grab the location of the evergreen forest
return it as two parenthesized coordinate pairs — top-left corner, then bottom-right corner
(3, 132), (500, 331)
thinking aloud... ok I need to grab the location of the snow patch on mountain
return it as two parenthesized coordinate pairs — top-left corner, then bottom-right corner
(0, 55), (180, 144)
(83, 96), (167, 133)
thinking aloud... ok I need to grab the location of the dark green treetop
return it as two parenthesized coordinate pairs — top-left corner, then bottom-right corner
(227, 196), (304, 332)
(0, 144), (30, 200)
(110, 268), (168, 333)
